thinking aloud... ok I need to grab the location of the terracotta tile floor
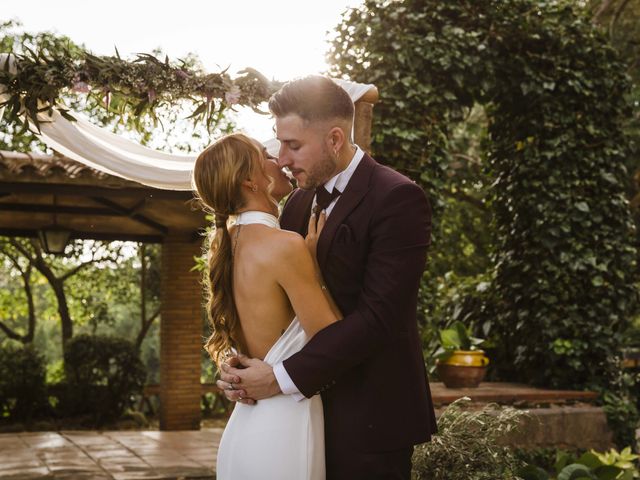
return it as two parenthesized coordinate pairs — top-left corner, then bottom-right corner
(0, 429), (223, 479)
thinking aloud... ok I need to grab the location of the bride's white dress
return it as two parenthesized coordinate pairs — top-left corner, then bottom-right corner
(215, 211), (325, 480)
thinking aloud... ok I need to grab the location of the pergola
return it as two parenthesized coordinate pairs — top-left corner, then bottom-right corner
(0, 88), (379, 430)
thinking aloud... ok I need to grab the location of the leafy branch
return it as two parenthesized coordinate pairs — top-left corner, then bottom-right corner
(0, 42), (282, 133)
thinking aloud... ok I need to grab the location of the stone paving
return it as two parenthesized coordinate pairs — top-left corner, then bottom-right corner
(0, 429), (223, 479)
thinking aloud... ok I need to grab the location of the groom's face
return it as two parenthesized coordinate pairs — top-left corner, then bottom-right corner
(275, 114), (336, 190)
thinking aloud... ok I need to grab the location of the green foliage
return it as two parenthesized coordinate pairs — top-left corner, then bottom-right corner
(412, 398), (528, 479)
(420, 270), (495, 373)
(0, 20), (278, 134)
(0, 238), (164, 385)
(516, 448), (569, 476)
(0, 21), (234, 154)
(434, 320), (485, 364)
(0, 342), (48, 421)
(519, 447), (640, 480)
(599, 368), (640, 448)
(57, 334), (146, 424)
(330, 0), (639, 443)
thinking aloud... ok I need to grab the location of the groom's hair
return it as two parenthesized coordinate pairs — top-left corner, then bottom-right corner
(269, 75), (354, 124)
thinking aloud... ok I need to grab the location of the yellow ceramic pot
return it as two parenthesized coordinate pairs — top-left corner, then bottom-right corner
(436, 350), (489, 388)
(441, 350), (489, 367)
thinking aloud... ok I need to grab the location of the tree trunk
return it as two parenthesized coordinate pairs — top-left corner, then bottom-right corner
(51, 278), (73, 344)
(26, 243), (74, 347)
(135, 308), (160, 350)
(140, 243), (147, 344)
(135, 243), (160, 349)
(0, 251), (36, 344)
(23, 265), (36, 343)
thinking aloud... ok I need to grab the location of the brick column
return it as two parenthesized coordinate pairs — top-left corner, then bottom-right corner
(159, 235), (204, 430)
(354, 86), (379, 154)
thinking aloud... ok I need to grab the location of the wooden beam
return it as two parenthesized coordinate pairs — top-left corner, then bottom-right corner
(0, 203), (117, 216)
(129, 198), (148, 215)
(0, 182), (194, 200)
(0, 228), (163, 244)
(90, 196), (169, 235)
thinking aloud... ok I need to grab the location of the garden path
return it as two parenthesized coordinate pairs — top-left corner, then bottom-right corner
(0, 429), (222, 479)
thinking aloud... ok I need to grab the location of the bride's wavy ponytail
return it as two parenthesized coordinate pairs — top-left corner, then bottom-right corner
(192, 133), (262, 366)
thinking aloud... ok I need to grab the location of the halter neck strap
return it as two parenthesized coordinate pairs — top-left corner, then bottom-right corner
(235, 211), (280, 229)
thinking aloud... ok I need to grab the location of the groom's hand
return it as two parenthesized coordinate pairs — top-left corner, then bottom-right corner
(218, 354), (282, 403)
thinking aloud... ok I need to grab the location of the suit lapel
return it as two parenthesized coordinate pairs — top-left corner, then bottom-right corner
(317, 154), (376, 269)
(281, 188), (315, 236)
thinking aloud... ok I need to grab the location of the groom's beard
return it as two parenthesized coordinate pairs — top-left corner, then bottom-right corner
(300, 146), (336, 190)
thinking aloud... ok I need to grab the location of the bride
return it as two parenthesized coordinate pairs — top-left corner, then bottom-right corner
(192, 132), (341, 480)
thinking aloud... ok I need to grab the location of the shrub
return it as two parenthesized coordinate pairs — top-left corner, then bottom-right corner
(412, 398), (528, 479)
(0, 342), (48, 421)
(58, 334), (146, 424)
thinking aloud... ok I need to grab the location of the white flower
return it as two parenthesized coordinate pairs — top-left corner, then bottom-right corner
(72, 81), (90, 93)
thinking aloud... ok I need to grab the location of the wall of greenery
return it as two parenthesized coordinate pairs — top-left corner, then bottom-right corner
(329, 0), (640, 445)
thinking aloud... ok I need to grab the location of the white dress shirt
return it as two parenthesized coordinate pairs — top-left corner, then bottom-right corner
(273, 145), (365, 401)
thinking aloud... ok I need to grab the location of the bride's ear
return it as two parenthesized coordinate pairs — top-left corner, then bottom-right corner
(242, 178), (259, 193)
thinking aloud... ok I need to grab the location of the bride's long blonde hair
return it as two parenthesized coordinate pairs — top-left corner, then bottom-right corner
(192, 133), (263, 366)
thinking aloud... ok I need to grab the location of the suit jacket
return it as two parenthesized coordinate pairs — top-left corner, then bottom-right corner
(280, 153), (437, 453)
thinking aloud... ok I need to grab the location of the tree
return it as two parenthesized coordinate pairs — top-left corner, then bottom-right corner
(1, 238), (124, 349)
(0, 241), (36, 343)
(135, 243), (161, 350)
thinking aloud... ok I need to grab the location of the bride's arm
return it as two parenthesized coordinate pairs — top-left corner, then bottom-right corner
(274, 231), (342, 338)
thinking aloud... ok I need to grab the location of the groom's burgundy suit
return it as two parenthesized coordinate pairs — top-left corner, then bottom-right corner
(280, 153), (437, 479)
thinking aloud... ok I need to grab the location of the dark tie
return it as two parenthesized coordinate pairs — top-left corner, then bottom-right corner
(314, 186), (341, 217)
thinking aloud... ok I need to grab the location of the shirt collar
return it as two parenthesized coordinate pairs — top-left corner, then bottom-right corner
(322, 144), (365, 194)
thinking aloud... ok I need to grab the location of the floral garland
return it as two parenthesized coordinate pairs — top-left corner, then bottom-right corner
(0, 46), (282, 132)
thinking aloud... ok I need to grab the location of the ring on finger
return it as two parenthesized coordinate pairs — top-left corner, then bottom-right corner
(227, 382), (235, 391)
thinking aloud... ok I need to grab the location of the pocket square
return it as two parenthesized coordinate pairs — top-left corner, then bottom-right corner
(334, 224), (356, 244)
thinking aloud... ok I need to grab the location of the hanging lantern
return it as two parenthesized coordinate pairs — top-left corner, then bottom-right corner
(38, 195), (72, 255)
(38, 226), (72, 255)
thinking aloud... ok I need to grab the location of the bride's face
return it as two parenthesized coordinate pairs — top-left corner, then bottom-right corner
(251, 139), (293, 202)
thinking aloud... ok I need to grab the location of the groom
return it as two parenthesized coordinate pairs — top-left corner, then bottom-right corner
(218, 75), (437, 479)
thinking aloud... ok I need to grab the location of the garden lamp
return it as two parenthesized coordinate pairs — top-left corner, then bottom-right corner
(38, 195), (71, 255)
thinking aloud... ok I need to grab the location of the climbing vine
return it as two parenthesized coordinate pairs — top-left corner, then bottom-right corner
(330, 0), (639, 445)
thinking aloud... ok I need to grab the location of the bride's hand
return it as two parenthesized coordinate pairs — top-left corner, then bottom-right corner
(305, 210), (326, 261)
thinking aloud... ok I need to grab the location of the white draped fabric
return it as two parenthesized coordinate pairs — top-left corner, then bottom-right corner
(0, 53), (374, 191)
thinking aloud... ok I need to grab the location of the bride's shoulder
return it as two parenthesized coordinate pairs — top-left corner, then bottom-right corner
(261, 228), (306, 257)
(274, 229), (305, 248)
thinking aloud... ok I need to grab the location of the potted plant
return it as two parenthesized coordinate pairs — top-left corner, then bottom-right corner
(434, 321), (489, 388)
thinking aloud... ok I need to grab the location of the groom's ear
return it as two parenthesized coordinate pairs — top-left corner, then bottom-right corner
(327, 126), (346, 153)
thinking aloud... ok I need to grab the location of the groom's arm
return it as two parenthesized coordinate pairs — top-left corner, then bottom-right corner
(281, 181), (431, 397)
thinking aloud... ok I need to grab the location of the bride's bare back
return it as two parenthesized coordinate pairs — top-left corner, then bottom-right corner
(232, 224), (295, 359)
(232, 222), (338, 360)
